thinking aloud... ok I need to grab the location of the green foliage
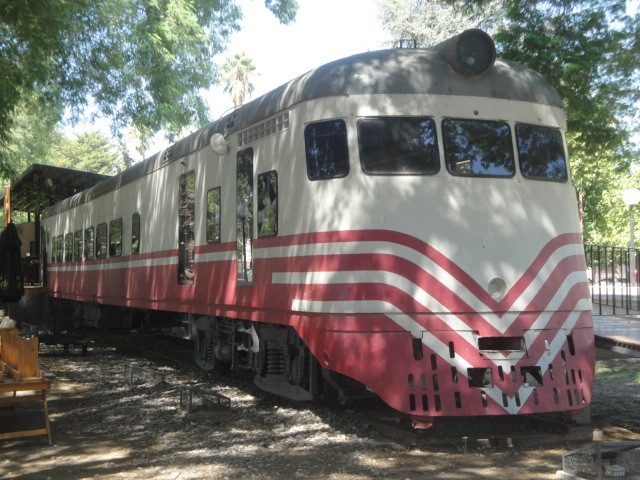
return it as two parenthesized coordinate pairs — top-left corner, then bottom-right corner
(220, 52), (256, 107)
(377, 0), (502, 46)
(50, 131), (126, 176)
(0, 92), (62, 181)
(0, 0), (298, 176)
(494, 1), (637, 151)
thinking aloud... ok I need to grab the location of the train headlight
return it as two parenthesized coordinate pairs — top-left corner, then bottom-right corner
(488, 277), (507, 301)
(434, 29), (496, 77)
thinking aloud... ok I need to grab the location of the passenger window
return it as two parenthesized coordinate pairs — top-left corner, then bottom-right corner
(64, 233), (73, 262)
(442, 118), (515, 177)
(516, 124), (567, 182)
(54, 235), (64, 263)
(132, 212), (141, 254)
(206, 187), (221, 244)
(96, 223), (107, 259)
(236, 149), (253, 283)
(74, 230), (83, 261)
(50, 236), (57, 263)
(358, 117), (439, 174)
(257, 171), (278, 237)
(109, 218), (123, 257)
(304, 119), (349, 180)
(178, 171), (195, 285)
(84, 227), (94, 260)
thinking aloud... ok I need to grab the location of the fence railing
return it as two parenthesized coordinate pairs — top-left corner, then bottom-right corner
(585, 244), (640, 315)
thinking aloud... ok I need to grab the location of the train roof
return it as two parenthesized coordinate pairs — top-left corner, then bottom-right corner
(43, 36), (564, 218)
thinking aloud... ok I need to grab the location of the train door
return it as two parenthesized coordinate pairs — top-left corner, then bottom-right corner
(236, 148), (253, 283)
(178, 170), (196, 285)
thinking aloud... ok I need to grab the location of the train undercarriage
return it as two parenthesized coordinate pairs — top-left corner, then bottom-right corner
(44, 298), (371, 406)
(193, 315), (371, 405)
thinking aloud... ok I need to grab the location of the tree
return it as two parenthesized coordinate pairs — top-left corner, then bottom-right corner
(0, 0), (298, 176)
(50, 132), (126, 176)
(0, 92), (62, 181)
(377, 0), (502, 46)
(489, 0), (639, 246)
(220, 52), (257, 107)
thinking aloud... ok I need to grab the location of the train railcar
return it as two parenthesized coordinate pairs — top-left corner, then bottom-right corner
(42, 30), (594, 428)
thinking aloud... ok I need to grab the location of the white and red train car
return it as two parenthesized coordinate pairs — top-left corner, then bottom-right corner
(42, 30), (594, 427)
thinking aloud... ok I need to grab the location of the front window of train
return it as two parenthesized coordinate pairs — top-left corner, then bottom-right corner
(442, 118), (515, 177)
(357, 117), (439, 175)
(516, 124), (568, 182)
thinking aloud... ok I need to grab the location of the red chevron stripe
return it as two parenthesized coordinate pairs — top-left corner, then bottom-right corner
(256, 230), (585, 312)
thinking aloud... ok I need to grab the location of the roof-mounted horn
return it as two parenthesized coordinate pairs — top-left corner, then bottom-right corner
(434, 29), (496, 77)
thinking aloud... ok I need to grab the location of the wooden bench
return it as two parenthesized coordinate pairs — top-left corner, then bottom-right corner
(0, 328), (52, 444)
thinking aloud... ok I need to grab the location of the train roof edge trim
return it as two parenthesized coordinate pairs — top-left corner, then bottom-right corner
(43, 29), (564, 219)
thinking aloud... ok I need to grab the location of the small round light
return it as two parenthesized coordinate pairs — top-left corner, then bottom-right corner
(488, 277), (507, 301)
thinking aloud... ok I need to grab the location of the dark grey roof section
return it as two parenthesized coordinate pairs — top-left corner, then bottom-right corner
(43, 48), (563, 219)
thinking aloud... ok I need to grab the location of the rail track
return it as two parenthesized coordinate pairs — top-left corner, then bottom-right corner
(85, 330), (594, 451)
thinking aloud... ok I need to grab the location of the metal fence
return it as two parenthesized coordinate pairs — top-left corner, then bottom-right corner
(585, 245), (640, 315)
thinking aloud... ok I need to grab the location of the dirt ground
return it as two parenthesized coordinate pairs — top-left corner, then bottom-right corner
(1, 344), (639, 480)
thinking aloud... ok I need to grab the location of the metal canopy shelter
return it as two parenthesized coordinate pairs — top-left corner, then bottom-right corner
(0, 164), (110, 288)
(1, 164), (110, 215)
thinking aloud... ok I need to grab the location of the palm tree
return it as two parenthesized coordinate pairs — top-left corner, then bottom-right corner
(220, 53), (256, 107)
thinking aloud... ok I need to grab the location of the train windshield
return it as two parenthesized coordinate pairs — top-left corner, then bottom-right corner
(516, 124), (568, 182)
(357, 117), (439, 175)
(442, 118), (515, 177)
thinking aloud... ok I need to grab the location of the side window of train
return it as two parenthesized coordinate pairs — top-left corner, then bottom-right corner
(442, 118), (515, 177)
(358, 117), (439, 175)
(109, 218), (123, 257)
(64, 233), (73, 262)
(304, 119), (349, 180)
(54, 235), (64, 263)
(236, 148), (253, 283)
(257, 171), (278, 237)
(74, 230), (83, 261)
(178, 171), (196, 285)
(206, 187), (221, 244)
(96, 223), (107, 259)
(132, 212), (141, 254)
(84, 227), (94, 260)
(50, 235), (57, 263)
(515, 124), (568, 182)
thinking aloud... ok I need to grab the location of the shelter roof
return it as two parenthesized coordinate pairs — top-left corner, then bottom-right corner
(0, 164), (110, 214)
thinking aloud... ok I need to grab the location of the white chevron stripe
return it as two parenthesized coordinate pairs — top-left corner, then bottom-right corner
(292, 298), (590, 414)
(261, 240), (586, 315)
(280, 269), (590, 334)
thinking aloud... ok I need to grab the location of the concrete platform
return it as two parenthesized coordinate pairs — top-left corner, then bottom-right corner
(593, 314), (640, 357)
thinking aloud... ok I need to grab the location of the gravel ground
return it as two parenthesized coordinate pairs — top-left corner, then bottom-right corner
(1, 342), (638, 480)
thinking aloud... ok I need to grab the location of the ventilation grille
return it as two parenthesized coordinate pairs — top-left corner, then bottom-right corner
(238, 112), (289, 147)
(161, 145), (175, 166)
